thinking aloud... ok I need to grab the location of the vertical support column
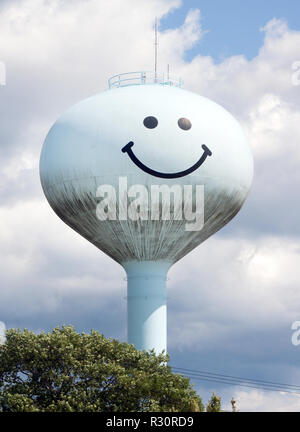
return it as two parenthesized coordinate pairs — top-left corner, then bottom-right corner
(122, 261), (171, 354)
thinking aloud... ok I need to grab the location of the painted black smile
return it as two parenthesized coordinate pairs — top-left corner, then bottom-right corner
(121, 142), (212, 179)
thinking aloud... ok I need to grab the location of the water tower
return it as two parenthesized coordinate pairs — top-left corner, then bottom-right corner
(40, 71), (253, 354)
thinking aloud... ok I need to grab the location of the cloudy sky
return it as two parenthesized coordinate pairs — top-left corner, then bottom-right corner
(1, 0), (300, 412)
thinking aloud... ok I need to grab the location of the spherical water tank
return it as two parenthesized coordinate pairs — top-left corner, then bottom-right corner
(40, 72), (253, 353)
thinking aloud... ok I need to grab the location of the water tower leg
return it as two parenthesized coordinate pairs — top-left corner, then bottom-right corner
(123, 261), (171, 355)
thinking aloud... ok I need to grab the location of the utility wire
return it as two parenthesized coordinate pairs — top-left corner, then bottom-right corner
(171, 366), (300, 395)
(172, 367), (300, 390)
(178, 374), (300, 395)
(173, 370), (300, 395)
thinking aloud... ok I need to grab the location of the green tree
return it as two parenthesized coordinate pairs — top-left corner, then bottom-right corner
(206, 392), (222, 412)
(0, 326), (204, 412)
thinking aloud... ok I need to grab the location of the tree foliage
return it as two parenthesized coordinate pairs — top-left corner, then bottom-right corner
(206, 392), (222, 412)
(0, 326), (204, 412)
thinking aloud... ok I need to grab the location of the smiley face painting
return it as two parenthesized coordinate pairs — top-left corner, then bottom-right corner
(40, 77), (253, 265)
(122, 116), (212, 179)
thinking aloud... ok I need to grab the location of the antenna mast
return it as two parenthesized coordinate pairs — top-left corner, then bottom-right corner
(155, 17), (158, 82)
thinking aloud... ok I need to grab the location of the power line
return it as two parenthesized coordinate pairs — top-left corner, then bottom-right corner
(179, 374), (300, 395)
(171, 366), (300, 395)
(173, 369), (300, 395)
(172, 367), (300, 390)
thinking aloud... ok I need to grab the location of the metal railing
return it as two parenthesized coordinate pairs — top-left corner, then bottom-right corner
(108, 71), (184, 89)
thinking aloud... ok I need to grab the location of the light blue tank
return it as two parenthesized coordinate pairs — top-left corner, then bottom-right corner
(40, 72), (253, 354)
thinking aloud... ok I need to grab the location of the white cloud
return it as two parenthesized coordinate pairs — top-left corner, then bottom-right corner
(245, 94), (300, 159)
(225, 389), (300, 412)
(0, 0), (185, 98)
(167, 235), (300, 350)
(158, 8), (205, 63)
(1, 1), (300, 411)
(0, 199), (126, 319)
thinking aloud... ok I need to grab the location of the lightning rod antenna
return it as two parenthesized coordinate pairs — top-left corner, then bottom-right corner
(155, 17), (158, 82)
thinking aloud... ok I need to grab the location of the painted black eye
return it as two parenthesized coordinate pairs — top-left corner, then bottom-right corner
(143, 116), (158, 129)
(178, 118), (192, 130)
